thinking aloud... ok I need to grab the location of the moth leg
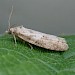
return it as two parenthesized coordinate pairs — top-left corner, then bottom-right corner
(13, 34), (17, 46)
(28, 43), (33, 50)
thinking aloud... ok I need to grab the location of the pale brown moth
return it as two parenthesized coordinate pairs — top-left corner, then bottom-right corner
(6, 6), (69, 51)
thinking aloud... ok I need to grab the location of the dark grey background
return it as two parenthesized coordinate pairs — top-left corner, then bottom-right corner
(0, 0), (75, 35)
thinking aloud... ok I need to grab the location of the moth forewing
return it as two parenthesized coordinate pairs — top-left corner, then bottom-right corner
(9, 26), (69, 51)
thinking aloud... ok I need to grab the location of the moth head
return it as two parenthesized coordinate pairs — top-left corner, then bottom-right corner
(5, 26), (15, 34)
(6, 25), (23, 34)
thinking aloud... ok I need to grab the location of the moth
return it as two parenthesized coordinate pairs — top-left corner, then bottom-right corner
(6, 6), (69, 51)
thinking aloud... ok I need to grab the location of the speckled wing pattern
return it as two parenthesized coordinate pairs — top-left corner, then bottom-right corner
(9, 26), (69, 51)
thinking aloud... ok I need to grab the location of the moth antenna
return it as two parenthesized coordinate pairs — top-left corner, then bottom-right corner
(8, 5), (13, 29)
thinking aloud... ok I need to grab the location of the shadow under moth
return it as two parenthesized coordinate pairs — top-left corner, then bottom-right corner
(6, 5), (69, 51)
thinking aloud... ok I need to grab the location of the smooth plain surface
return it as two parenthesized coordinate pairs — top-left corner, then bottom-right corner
(0, 0), (75, 35)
